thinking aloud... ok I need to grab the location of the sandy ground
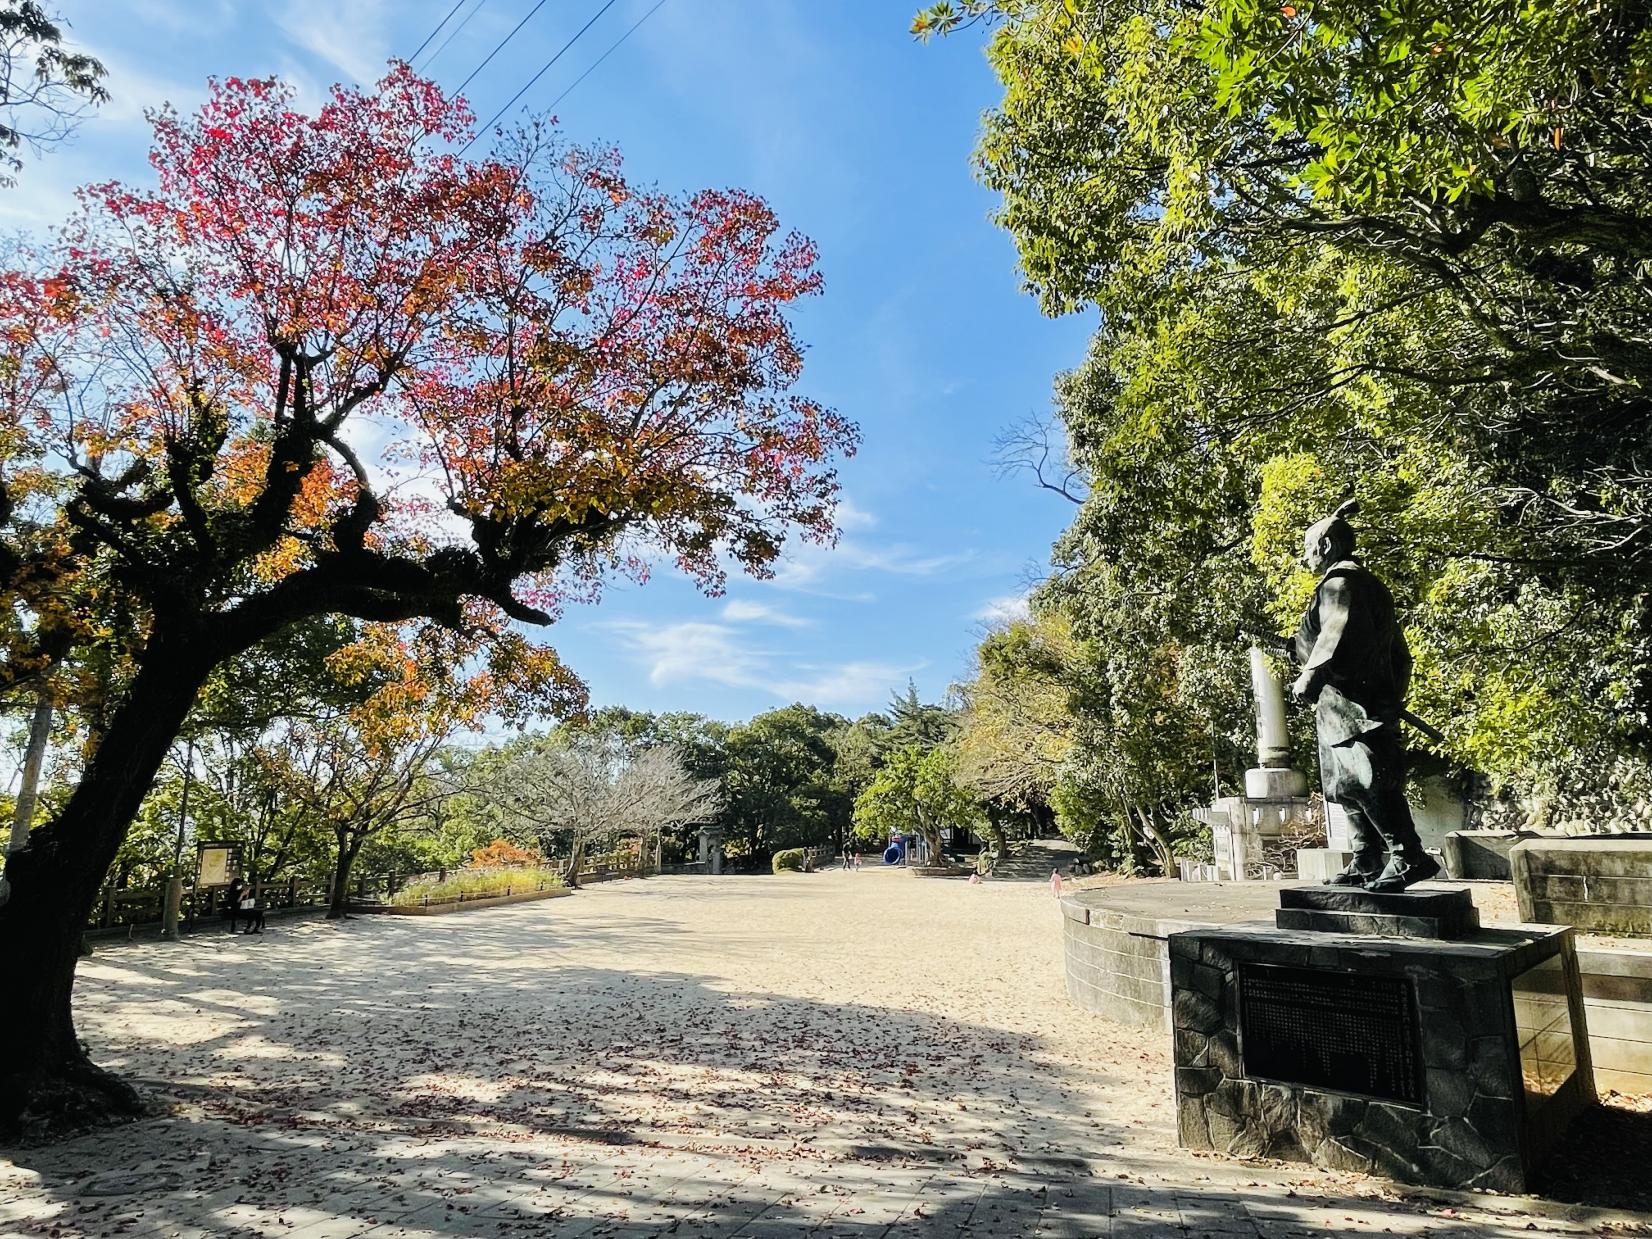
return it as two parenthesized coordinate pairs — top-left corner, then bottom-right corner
(2, 867), (1650, 1238)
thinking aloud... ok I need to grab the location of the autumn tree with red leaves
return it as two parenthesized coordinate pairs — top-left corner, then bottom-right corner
(0, 64), (854, 1136)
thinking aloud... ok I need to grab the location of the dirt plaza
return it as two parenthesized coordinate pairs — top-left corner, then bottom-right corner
(3, 867), (1648, 1238)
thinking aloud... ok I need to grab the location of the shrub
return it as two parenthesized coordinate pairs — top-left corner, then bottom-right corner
(390, 866), (564, 907)
(772, 848), (807, 874)
(470, 838), (542, 868)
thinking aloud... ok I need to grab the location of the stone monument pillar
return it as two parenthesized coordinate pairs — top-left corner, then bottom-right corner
(1249, 646), (1291, 768)
(699, 826), (724, 875)
(1208, 649), (1309, 880)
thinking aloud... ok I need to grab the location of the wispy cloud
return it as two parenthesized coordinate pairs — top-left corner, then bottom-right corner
(117, 0), (237, 37)
(721, 599), (810, 628)
(771, 661), (920, 708)
(834, 497), (878, 531)
(604, 618), (917, 712)
(86, 44), (208, 125)
(606, 621), (763, 691)
(772, 537), (974, 592)
(975, 593), (1031, 625)
(276, 0), (388, 86)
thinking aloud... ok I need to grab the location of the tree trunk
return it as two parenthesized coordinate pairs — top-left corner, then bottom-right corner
(983, 807), (1008, 857)
(9, 692), (52, 853)
(564, 835), (587, 889)
(327, 833), (362, 919)
(0, 691), (52, 909)
(0, 640), (213, 1140)
(1134, 807), (1177, 877)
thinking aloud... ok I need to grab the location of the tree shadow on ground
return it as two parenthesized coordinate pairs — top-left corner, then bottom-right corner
(1530, 1097), (1652, 1213)
(3, 899), (1647, 1237)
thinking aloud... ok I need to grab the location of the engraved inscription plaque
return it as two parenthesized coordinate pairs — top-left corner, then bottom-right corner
(1239, 963), (1424, 1105)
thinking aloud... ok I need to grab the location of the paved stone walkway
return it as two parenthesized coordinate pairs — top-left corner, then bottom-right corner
(2, 869), (1648, 1237)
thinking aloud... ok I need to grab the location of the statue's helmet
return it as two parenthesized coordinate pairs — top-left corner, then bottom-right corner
(1303, 498), (1359, 560)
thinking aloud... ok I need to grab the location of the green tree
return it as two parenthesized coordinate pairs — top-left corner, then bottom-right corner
(880, 681), (955, 754)
(924, 0), (1652, 832)
(828, 713), (889, 807)
(955, 614), (1074, 851)
(721, 705), (850, 862)
(852, 744), (980, 864)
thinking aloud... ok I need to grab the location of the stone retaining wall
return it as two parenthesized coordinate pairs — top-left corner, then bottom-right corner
(1578, 947), (1652, 1095)
(1060, 898), (1174, 1029)
(1512, 837), (1652, 937)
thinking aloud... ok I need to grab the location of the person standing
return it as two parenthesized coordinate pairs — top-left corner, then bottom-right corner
(239, 886), (265, 934)
(225, 874), (246, 933)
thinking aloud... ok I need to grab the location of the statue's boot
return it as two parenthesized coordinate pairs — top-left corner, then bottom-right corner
(1324, 861), (1382, 887)
(1363, 853), (1441, 893)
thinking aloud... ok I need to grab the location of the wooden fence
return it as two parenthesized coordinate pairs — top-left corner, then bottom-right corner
(86, 874), (328, 935)
(83, 852), (686, 935)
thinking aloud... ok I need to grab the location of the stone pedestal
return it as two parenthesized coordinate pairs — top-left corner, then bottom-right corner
(1198, 648), (1313, 882)
(1204, 785), (1312, 881)
(1171, 886), (1595, 1193)
(1243, 767), (1309, 800)
(1297, 800), (1357, 883)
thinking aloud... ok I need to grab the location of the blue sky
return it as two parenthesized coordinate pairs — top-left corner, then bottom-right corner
(24, 0), (1093, 722)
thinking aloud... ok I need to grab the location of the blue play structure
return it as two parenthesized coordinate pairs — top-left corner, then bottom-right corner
(882, 842), (904, 865)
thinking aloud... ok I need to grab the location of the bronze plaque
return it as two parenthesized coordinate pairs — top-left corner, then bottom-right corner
(1239, 962), (1424, 1105)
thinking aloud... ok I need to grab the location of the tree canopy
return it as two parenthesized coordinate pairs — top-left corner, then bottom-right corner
(0, 63), (856, 1138)
(925, 0), (1652, 832)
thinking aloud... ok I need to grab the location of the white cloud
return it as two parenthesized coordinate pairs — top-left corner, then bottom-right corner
(772, 537), (974, 592)
(975, 593), (1031, 625)
(114, 0), (236, 36)
(604, 618), (917, 712)
(721, 599), (810, 628)
(85, 44), (207, 125)
(0, 161), (84, 231)
(834, 497), (877, 531)
(771, 661), (921, 708)
(607, 621), (764, 691)
(276, 0), (389, 87)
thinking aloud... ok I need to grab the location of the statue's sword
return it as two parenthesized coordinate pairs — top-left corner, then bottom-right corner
(1236, 625), (1447, 743)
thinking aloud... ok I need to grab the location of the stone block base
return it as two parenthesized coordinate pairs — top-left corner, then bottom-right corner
(1578, 945), (1652, 1096)
(1444, 830), (1538, 881)
(1276, 885), (1480, 940)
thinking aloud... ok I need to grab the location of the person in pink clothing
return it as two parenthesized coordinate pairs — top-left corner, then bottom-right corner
(1049, 869), (1064, 896)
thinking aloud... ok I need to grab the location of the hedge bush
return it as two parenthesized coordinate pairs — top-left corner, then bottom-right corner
(772, 848), (807, 874)
(390, 866), (564, 907)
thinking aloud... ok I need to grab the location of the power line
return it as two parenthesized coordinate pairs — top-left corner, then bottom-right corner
(545, 0), (670, 114)
(408, 0), (469, 64)
(454, 0), (555, 98)
(459, 0), (624, 154)
(419, 0), (490, 72)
